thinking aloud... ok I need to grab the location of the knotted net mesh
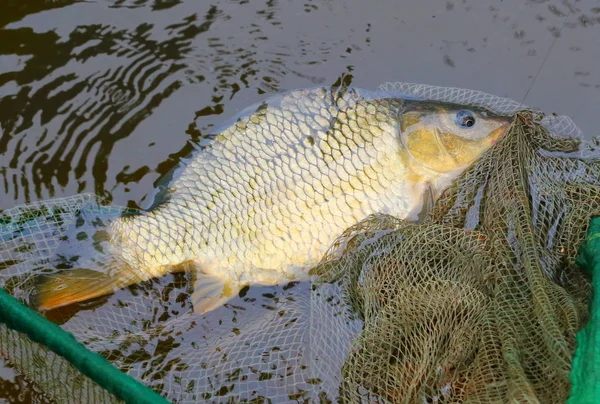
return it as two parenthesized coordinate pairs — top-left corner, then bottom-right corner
(1, 83), (599, 403)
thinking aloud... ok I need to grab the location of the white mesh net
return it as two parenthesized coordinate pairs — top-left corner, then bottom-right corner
(1, 82), (599, 403)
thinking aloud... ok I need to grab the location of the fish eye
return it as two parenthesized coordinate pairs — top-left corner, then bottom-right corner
(455, 110), (476, 128)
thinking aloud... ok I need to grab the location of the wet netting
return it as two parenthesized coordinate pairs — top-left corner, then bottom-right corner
(1, 83), (600, 403)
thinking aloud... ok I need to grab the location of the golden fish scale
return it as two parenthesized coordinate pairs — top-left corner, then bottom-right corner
(109, 88), (423, 282)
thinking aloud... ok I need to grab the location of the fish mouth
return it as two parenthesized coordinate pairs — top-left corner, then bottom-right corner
(486, 123), (509, 145)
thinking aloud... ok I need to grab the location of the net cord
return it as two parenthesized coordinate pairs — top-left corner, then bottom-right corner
(0, 287), (171, 404)
(569, 216), (600, 403)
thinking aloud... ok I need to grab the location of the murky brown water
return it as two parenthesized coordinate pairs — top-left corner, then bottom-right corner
(0, 0), (599, 402)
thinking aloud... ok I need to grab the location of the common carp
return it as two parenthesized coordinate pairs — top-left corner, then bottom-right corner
(34, 87), (510, 314)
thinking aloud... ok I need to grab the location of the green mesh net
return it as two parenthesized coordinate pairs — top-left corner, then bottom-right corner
(311, 111), (600, 403)
(0, 317), (120, 404)
(0, 83), (599, 403)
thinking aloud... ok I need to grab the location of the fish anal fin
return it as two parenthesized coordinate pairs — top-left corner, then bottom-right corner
(191, 273), (243, 315)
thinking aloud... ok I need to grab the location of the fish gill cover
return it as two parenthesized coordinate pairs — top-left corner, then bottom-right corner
(1, 82), (600, 403)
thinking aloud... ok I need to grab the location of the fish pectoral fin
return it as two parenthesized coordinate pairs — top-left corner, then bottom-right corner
(413, 182), (436, 222)
(191, 272), (243, 315)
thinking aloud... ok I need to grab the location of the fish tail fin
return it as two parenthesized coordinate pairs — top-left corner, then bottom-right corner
(32, 264), (142, 312)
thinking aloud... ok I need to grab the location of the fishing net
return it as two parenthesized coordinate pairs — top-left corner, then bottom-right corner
(311, 112), (600, 403)
(0, 322), (119, 404)
(1, 82), (600, 403)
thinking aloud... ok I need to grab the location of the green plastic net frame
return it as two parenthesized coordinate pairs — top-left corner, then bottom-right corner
(0, 195), (168, 403)
(569, 216), (600, 404)
(0, 288), (169, 404)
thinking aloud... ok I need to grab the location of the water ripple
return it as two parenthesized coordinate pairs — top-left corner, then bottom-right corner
(0, 1), (373, 209)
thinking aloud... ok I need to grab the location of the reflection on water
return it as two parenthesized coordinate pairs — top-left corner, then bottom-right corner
(0, 0), (599, 401)
(1, 0), (599, 211)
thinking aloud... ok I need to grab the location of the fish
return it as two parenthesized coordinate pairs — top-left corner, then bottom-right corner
(33, 86), (511, 314)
